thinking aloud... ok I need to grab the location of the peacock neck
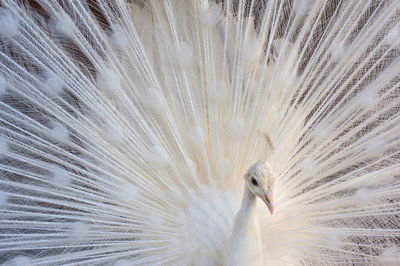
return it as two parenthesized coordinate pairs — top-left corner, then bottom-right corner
(224, 185), (264, 266)
(233, 185), (260, 236)
(240, 185), (258, 216)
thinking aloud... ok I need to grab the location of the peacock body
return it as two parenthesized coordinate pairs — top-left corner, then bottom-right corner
(0, 0), (399, 265)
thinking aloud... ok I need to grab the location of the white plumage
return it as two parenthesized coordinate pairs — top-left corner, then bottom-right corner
(0, 0), (399, 265)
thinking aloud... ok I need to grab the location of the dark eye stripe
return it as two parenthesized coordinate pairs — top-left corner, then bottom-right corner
(251, 177), (258, 186)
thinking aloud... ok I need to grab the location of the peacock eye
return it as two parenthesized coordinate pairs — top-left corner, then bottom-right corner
(251, 177), (258, 186)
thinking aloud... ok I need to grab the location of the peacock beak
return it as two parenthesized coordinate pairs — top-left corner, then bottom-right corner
(262, 190), (274, 214)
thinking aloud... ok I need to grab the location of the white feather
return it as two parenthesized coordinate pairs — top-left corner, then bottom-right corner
(0, 9), (19, 38)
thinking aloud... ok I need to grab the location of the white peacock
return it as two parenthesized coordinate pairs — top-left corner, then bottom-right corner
(0, 0), (399, 265)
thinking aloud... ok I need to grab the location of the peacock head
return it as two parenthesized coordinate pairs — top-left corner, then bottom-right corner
(244, 160), (275, 214)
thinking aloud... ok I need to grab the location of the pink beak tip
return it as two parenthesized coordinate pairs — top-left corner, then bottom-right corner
(263, 191), (274, 215)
